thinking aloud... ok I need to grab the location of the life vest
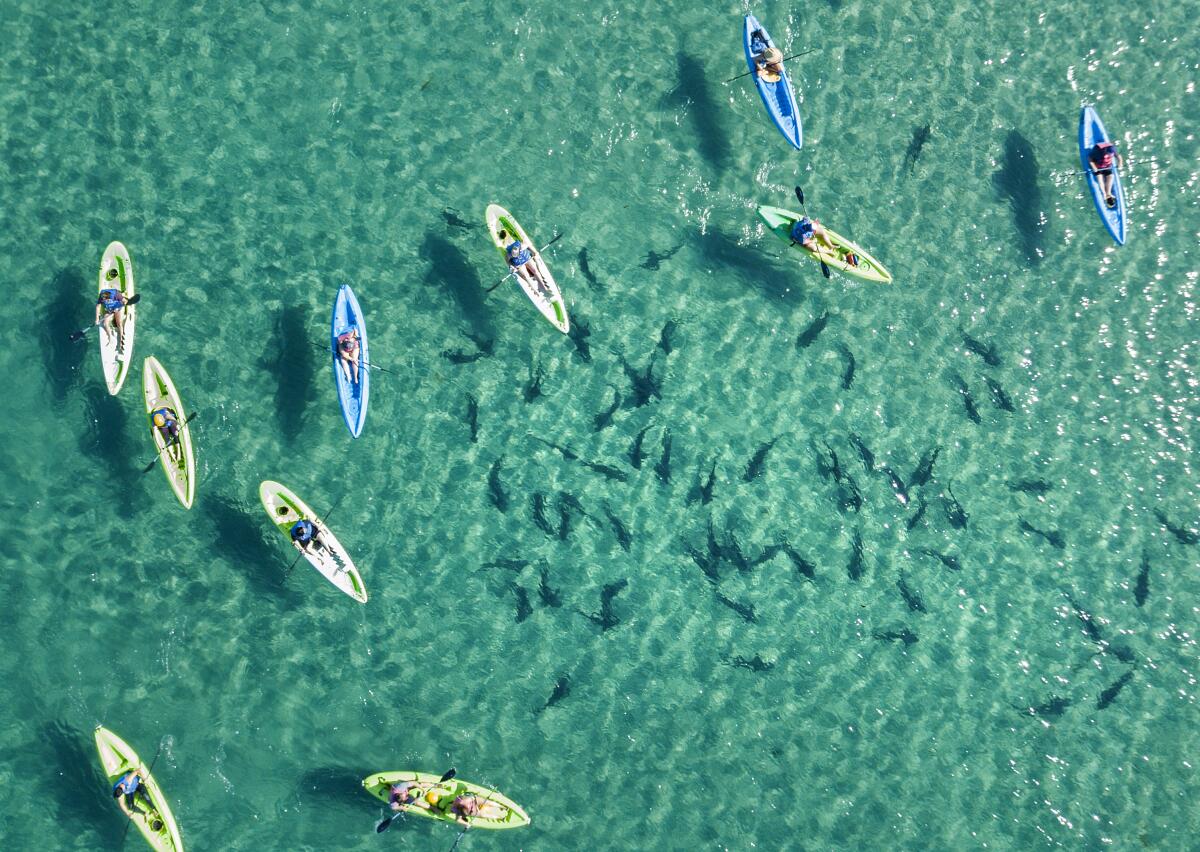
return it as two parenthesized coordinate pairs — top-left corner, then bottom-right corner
(99, 289), (124, 313)
(790, 217), (815, 243)
(113, 774), (141, 796)
(1092, 141), (1115, 170)
(506, 241), (532, 267)
(152, 408), (179, 438)
(290, 520), (315, 542)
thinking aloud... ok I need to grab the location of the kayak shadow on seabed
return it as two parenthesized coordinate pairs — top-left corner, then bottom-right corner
(40, 720), (114, 839)
(698, 227), (801, 304)
(670, 52), (733, 170)
(993, 128), (1047, 265)
(77, 384), (147, 518)
(420, 232), (497, 342)
(203, 494), (307, 604)
(296, 766), (371, 814)
(39, 267), (89, 406)
(266, 304), (316, 445)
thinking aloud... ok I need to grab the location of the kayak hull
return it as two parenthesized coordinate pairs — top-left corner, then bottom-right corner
(259, 479), (367, 602)
(94, 726), (184, 852)
(758, 205), (893, 283)
(331, 284), (369, 437)
(743, 15), (803, 150)
(485, 204), (569, 334)
(1078, 105), (1127, 245)
(142, 357), (196, 509)
(362, 771), (531, 830)
(98, 242), (137, 395)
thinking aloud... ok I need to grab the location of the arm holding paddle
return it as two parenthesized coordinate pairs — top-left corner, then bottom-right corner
(376, 769), (457, 833)
(792, 187), (832, 279)
(485, 232), (565, 293)
(70, 293), (142, 341)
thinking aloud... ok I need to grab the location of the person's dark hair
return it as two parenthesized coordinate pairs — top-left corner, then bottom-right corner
(498, 229), (508, 240)
(113, 787), (123, 799)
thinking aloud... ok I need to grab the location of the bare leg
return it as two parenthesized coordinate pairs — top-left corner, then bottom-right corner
(350, 356), (360, 384)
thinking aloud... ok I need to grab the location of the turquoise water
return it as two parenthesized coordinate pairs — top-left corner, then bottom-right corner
(2, 0), (1197, 847)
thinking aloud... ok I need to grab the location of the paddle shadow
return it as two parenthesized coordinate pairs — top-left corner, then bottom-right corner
(992, 129), (1046, 264)
(297, 766), (371, 813)
(268, 306), (316, 445)
(40, 720), (113, 839)
(671, 53), (732, 170)
(420, 233), (497, 340)
(78, 383), (146, 518)
(700, 229), (800, 303)
(204, 493), (305, 603)
(40, 267), (89, 406)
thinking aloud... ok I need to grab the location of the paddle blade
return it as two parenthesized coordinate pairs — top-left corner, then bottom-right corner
(142, 460), (158, 474)
(794, 186), (806, 206)
(68, 328), (89, 342)
(440, 768), (457, 782)
(819, 260), (832, 279)
(376, 815), (395, 833)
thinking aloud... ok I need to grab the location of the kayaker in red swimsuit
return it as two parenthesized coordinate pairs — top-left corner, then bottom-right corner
(1088, 140), (1124, 208)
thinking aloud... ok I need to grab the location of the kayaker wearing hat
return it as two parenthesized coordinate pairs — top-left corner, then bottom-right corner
(789, 215), (838, 255)
(95, 267), (129, 351)
(150, 407), (182, 455)
(112, 768), (162, 830)
(750, 30), (784, 82)
(498, 228), (551, 297)
(1087, 140), (1124, 208)
(388, 781), (433, 812)
(336, 328), (361, 384)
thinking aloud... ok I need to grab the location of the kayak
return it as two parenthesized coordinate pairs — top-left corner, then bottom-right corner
(485, 204), (569, 334)
(94, 725), (184, 852)
(362, 771), (531, 830)
(258, 479), (367, 602)
(142, 356), (196, 509)
(330, 284), (369, 438)
(758, 205), (893, 283)
(743, 15), (803, 150)
(98, 241), (137, 395)
(1078, 105), (1127, 245)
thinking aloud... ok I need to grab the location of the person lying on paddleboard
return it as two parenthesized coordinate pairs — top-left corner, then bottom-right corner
(336, 329), (361, 384)
(1088, 140), (1124, 208)
(112, 768), (163, 830)
(498, 229), (551, 297)
(751, 38), (784, 82)
(289, 517), (330, 556)
(151, 408), (181, 453)
(95, 268), (128, 350)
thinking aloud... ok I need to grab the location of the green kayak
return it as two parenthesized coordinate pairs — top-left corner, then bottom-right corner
(94, 726), (184, 852)
(758, 205), (893, 283)
(363, 771), (531, 830)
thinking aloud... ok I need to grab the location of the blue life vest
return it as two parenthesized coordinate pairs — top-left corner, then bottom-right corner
(152, 408), (179, 437)
(99, 289), (124, 312)
(790, 217), (815, 243)
(113, 773), (141, 796)
(506, 241), (532, 267)
(291, 520), (315, 542)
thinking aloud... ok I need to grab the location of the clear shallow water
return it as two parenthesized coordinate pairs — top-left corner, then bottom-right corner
(1, 0), (1197, 848)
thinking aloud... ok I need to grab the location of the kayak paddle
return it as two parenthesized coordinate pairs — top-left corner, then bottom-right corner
(485, 232), (566, 293)
(284, 490), (350, 577)
(308, 342), (400, 376)
(793, 186), (832, 279)
(140, 412), (199, 473)
(724, 46), (819, 84)
(68, 293), (141, 341)
(376, 768), (457, 834)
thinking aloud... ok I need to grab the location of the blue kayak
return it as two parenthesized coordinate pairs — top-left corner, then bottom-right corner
(331, 284), (369, 437)
(1078, 105), (1126, 245)
(743, 14), (802, 150)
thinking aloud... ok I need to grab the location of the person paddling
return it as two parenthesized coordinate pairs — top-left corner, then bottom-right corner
(112, 768), (163, 830)
(1088, 139), (1124, 207)
(789, 215), (837, 254)
(151, 408), (182, 457)
(336, 329), (361, 384)
(388, 781), (429, 811)
(95, 268), (128, 351)
(447, 791), (484, 826)
(498, 229), (550, 297)
(749, 31), (784, 83)
(288, 516), (329, 556)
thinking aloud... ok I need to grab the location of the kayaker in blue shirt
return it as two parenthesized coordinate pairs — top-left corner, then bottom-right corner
(498, 229), (551, 297)
(289, 518), (329, 556)
(94, 267), (128, 350)
(789, 216), (837, 254)
(336, 329), (361, 384)
(112, 768), (163, 830)
(151, 408), (180, 447)
(1088, 141), (1124, 208)
(750, 32), (784, 83)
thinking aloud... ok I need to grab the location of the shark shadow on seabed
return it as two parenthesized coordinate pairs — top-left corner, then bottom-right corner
(992, 129), (1047, 264)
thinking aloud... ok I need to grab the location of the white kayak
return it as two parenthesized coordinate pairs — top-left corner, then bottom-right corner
(485, 204), (569, 334)
(98, 241), (137, 395)
(94, 725), (184, 852)
(142, 357), (196, 509)
(259, 480), (367, 602)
